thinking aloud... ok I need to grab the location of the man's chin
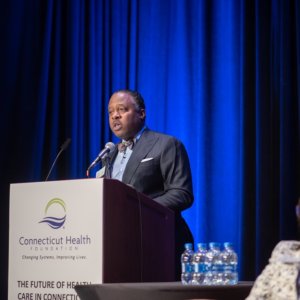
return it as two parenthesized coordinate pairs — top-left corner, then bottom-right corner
(112, 129), (134, 140)
(113, 131), (125, 139)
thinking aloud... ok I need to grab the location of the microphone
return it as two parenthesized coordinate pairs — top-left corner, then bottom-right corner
(45, 138), (71, 181)
(86, 142), (115, 177)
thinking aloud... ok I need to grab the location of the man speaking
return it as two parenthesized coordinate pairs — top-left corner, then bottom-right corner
(100, 89), (194, 279)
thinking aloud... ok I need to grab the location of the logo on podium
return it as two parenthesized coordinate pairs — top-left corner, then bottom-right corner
(39, 198), (66, 229)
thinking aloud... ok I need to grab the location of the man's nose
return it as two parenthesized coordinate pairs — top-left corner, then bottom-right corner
(111, 111), (120, 119)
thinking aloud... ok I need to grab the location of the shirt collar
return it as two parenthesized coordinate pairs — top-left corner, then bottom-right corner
(122, 125), (147, 144)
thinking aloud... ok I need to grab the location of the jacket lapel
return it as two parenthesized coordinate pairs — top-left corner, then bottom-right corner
(122, 129), (158, 184)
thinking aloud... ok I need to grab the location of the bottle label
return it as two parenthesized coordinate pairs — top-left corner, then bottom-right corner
(211, 264), (223, 272)
(194, 263), (207, 273)
(182, 263), (194, 273)
(223, 265), (237, 272)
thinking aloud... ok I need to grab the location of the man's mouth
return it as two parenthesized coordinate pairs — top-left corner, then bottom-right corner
(113, 122), (122, 130)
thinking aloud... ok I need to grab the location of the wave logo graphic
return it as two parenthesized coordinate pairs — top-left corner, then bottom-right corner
(39, 198), (66, 229)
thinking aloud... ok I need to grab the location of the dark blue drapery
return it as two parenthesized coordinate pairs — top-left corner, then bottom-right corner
(1, 0), (299, 298)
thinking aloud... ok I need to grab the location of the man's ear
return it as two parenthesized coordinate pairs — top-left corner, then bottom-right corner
(139, 109), (146, 121)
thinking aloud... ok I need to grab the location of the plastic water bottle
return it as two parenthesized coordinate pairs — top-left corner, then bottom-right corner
(222, 242), (238, 285)
(191, 243), (208, 285)
(181, 243), (194, 284)
(206, 242), (222, 285)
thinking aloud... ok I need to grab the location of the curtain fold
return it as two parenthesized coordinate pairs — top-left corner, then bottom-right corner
(0, 0), (299, 298)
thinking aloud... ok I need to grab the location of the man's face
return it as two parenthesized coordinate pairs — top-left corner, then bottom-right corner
(108, 92), (145, 140)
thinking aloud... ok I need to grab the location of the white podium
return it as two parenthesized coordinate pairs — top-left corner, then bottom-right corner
(8, 179), (174, 300)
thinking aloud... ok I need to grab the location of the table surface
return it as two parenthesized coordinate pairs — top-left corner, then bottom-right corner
(75, 281), (253, 300)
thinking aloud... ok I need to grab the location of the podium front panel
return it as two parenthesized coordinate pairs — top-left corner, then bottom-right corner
(9, 179), (104, 300)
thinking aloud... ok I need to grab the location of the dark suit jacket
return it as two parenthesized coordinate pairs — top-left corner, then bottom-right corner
(105, 128), (194, 278)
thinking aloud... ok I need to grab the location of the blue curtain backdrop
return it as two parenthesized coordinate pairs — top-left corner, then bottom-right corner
(0, 0), (299, 297)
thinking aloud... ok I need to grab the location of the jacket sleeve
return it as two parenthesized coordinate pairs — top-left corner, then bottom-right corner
(152, 137), (194, 212)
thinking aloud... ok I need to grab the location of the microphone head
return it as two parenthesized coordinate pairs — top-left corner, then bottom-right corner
(86, 142), (115, 177)
(60, 138), (71, 151)
(104, 142), (116, 152)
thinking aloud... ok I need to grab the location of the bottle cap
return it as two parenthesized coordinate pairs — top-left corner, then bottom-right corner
(184, 243), (193, 250)
(197, 242), (207, 249)
(224, 242), (233, 248)
(209, 242), (221, 248)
